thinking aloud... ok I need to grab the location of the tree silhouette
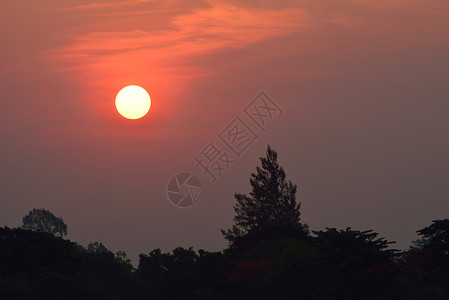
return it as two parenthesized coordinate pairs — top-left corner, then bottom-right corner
(417, 219), (449, 256)
(0, 227), (137, 299)
(87, 241), (109, 253)
(312, 227), (396, 266)
(221, 145), (303, 245)
(22, 208), (67, 237)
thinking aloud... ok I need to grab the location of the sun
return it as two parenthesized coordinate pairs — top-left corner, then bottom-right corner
(115, 85), (151, 119)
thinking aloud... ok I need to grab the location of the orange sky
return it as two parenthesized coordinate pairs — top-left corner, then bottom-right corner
(1, 0), (449, 263)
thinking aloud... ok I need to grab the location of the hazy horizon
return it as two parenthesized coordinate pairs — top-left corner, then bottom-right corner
(1, 0), (448, 264)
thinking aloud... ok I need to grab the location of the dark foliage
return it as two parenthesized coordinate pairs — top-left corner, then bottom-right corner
(88, 241), (109, 254)
(221, 145), (305, 245)
(226, 223), (310, 253)
(0, 227), (136, 300)
(22, 208), (68, 237)
(417, 219), (449, 258)
(136, 247), (236, 299)
(3, 147), (449, 299)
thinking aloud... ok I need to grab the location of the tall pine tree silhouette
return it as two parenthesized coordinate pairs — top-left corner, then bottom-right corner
(222, 145), (304, 245)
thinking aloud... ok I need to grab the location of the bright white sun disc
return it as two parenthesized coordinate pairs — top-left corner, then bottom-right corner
(115, 85), (151, 119)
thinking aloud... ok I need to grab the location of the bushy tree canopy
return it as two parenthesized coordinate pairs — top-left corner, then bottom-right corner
(87, 241), (109, 254)
(22, 208), (67, 237)
(417, 218), (449, 256)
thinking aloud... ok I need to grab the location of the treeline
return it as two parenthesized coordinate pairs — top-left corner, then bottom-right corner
(1, 222), (448, 299)
(1, 146), (448, 299)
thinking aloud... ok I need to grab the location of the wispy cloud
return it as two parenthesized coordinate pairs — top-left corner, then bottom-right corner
(55, 0), (159, 12)
(49, 1), (308, 82)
